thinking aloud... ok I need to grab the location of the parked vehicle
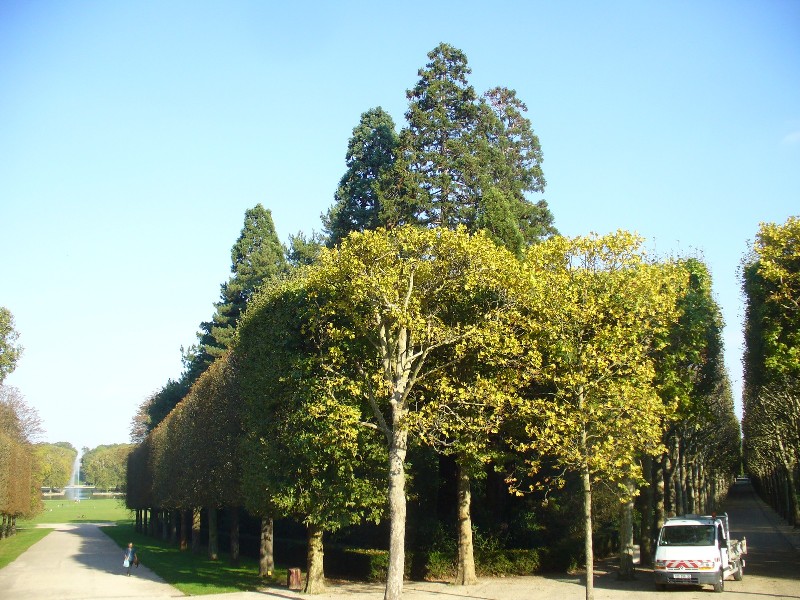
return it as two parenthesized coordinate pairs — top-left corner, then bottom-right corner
(654, 513), (746, 593)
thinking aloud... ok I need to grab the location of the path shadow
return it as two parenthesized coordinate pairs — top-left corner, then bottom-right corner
(59, 524), (169, 583)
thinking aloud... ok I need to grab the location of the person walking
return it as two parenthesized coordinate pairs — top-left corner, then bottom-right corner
(123, 542), (137, 576)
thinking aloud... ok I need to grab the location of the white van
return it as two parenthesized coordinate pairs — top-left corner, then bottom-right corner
(653, 513), (746, 593)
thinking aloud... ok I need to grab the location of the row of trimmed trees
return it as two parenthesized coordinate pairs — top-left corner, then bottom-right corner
(127, 44), (740, 600)
(742, 216), (800, 526)
(128, 225), (739, 600)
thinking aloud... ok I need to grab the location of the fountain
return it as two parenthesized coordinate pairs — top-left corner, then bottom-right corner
(64, 451), (93, 501)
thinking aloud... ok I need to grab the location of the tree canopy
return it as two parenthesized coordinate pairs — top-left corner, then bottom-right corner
(0, 307), (23, 385)
(515, 232), (685, 600)
(742, 216), (800, 527)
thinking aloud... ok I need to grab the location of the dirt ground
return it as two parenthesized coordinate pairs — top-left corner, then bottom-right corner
(235, 479), (800, 600)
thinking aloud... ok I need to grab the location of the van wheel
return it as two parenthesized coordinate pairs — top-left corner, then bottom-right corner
(655, 583), (666, 591)
(713, 569), (724, 593)
(734, 560), (743, 581)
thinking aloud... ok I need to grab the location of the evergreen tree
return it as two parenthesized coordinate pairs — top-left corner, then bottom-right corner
(323, 44), (556, 256)
(323, 107), (399, 247)
(186, 204), (287, 381)
(287, 231), (324, 267)
(402, 43), (482, 230)
(478, 87), (555, 252)
(397, 43), (555, 254)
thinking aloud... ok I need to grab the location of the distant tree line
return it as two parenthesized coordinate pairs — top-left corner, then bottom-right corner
(36, 442), (77, 490)
(80, 444), (132, 492)
(742, 216), (800, 527)
(126, 44), (741, 600)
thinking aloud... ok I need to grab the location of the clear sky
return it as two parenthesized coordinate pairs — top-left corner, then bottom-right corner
(1, 1), (798, 450)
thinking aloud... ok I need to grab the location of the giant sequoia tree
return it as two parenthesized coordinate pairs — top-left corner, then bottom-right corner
(320, 44), (557, 586)
(135, 205), (288, 436)
(326, 43), (555, 259)
(323, 107), (399, 246)
(395, 43), (554, 254)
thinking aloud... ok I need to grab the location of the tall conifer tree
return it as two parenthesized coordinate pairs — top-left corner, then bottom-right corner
(323, 107), (399, 246)
(397, 44), (556, 253)
(187, 205), (287, 381)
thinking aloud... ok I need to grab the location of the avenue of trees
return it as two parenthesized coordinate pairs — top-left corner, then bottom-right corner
(742, 216), (800, 527)
(126, 44), (741, 600)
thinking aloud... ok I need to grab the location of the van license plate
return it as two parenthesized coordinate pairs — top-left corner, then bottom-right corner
(673, 574), (691, 579)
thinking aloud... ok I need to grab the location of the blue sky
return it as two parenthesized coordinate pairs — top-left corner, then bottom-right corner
(1, 1), (798, 450)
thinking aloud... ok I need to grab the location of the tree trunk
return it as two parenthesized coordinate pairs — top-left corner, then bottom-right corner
(229, 507), (240, 566)
(776, 438), (800, 527)
(259, 517), (274, 577)
(582, 462), (594, 600)
(640, 455), (654, 566)
(170, 510), (178, 545)
(681, 453), (697, 514)
(208, 507), (219, 560)
(662, 452), (674, 517)
(150, 509), (159, 537)
(191, 508), (202, 554)
(384, 425), (408, 600)
(455, 462), (478, 585)
(618, 479), (636, 580)
(304, 523), (326, 594)
(180, 509), (189, 551)
(674, 439), (685, 516)
(709, 472), (718, 514)
(162, 510), (170, 541)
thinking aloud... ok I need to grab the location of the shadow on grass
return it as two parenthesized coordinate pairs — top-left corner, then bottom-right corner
(99, 523), (279, 594)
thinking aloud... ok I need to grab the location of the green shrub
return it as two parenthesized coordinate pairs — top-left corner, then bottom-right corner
(476, 548), (541, 576)
(538, 537), (582, 572)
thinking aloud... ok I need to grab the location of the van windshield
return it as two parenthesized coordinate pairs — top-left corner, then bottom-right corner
(659, 525), (715, 546)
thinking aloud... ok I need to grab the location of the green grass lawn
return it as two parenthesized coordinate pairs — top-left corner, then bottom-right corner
(101, 523), (284, 595)
(0, 528), (53, 570)
(19, 498), (134, 525)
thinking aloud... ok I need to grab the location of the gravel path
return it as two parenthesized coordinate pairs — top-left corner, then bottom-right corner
(0, 522), (181, 599)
